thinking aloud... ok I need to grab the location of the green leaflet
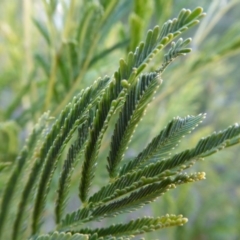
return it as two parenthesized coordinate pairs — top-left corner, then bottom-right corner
(55, 120), (89, 224)
(59, 173), (203, 230)
(113, 7), (204, 84)
(157, 38), (192, 73)
(90, 173), (203, 219)
(31, 77), (110, 234)
(0, 112), (50, 238)
(60, 208), (91, 230)
(70, 215), (187, 237)
(88, 123), (240, 207)
(88, 114), (204, 204)
(107, 72), (161, 178)
(119, 114), (205, 176)
(79, 80), (128, 202)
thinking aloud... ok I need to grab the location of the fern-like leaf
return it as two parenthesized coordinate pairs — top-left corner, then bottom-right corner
(134, 7), (204, 75)
(60, 173), (204, 230)
(87, 122), (240, 207)
(90, 173), (204, 220)
(112, 7), (204, 91)
(55, 120), (89, 224)
(119, 114), (205, 176)
(157, 38), (192, 73)
(79, 80), (128, 202)
(31, 77), (110, 234)
(107, 72), (161, 178)
(71, 215), (187, 237)
(139, 123), (240, 178)
(0, 112), (50, 237)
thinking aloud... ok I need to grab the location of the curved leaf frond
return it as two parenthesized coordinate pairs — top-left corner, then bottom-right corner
(107, 72), (161, 178)
(71, 215), (187, 237)
(31, 77), (110, 234)
(79, 80), (128, 202)
(60, 172), (204, 230)
(113, 7), (205, 87)
(120, 114), (205, 176)
(90, 173), (204, 220)
(144, 123), (240, 176)
(55, 120), (90, 224)
(0, 112), (50, 237)
(88, 114), (203, 204)
(157, 38), (192, 73)
(88, 122), (240, 206)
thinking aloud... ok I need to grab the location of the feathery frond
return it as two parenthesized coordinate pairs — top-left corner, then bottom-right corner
(89, 173), (204, 220)
(113, 7), (204, 88)
(140, 123), (240, 177)
(134, 7), (205, 75)
(0, 112), (50, 237)
(32, 77), (110, 233)
(60, 173), (204, 230)
(120, 114), (205, 176)
(70, 215), (187, 237)
(88, 123), (240, 207)
(107, 72), (161, 178)
(55, 120), (89, 224)
(79, 80), (128, 202)
(157, 38), (192, 73)
(2, 4), (240, 240)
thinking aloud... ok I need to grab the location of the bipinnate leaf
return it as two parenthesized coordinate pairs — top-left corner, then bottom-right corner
(12, 104), (75, 239)
(147, 123), (240, 175)
(5, 6), (240, 240)
(60, 208), (91, 231)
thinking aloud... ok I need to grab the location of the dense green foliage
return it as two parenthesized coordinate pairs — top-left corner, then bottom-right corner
(0, 1), (240, 239)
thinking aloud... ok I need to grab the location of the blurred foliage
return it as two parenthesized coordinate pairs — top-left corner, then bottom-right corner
(0, 0), (240, 239)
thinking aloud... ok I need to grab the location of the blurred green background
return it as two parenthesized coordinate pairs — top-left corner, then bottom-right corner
(0, 0), (240, 239)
